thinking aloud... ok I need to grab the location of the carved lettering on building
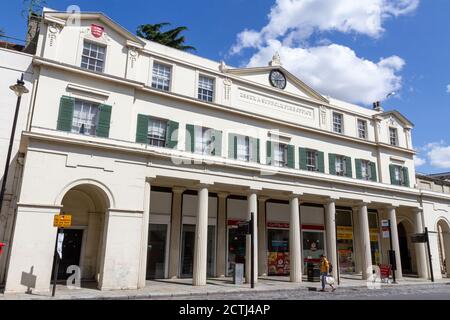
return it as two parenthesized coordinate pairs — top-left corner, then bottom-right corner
(238, 89), (314, 120)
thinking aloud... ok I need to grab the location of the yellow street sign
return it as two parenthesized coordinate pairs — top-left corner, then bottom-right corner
(54, 214), (72, 228)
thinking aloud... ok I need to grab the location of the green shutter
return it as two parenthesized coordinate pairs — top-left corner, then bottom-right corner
(96, 104), (112, 138)
(266, 141), (272, 165)
(370, 162), (377, 182)
(165, 121), (179, 149)
(185, 124), (195, 153)
(56, 96), (75, 132)
(228, 133), (236, 159)
(256, 139), (260, 163)
(402, 167), (410, 187)
(329, 154), (336, 175)
(317, 151), (325, 173)
(389, 164), (397, 185)
(287, 144), (295, 168)
(212, 130), (222, 156)
(355, 159), (362, 179)
(250, 137), (259, 163)
(136, 114), (149, 143)
(299, 148), (307, 170)
(345, 156), (353, 178)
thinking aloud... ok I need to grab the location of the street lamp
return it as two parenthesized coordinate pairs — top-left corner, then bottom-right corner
(0, 74), (29, 215)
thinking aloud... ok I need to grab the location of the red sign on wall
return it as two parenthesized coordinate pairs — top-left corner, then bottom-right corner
(91, 24), (104, 38)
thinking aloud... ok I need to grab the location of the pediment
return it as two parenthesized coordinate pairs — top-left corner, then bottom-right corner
(43, 10), (146, 48)
(224, 66), (329, 103)
(378, 110), (414, 129)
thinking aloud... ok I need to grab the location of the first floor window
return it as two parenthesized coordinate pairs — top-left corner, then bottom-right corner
(335, 156), (346, 176)
(195, 127), (213, 155)
(390, 127), (398, 146)
(358, 119), (368, 139)
(198, 75), (214, 102)
(236, 135), (250, 161)
(273, 143), (288, 167)
(306, 150), (318, 171)
(72, 100), (100, 135)
(361, 160), (371, 180)
(333, 112), (344, 134)
(147, 117), (167, 147)
(394, 166), (404, 184)
(152, 62), (171, 91)
(81, 41), (106, 72)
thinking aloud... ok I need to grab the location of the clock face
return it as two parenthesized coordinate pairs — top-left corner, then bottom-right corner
(269, 70), (287, 89)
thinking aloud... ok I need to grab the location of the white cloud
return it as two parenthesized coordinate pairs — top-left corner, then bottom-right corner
(416, 141), (450, 169)
(230, 0), (419, 105)
(246, 40), (404, 105)
(414, 156), (426, 167)
(447, 84), (450, 93)
(427, 143), (450, 169)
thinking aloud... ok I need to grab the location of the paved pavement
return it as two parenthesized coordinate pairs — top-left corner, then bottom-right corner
(1, 275), (449, 300)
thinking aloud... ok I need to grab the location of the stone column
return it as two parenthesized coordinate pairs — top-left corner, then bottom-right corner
(245, 191), (258, 284)
(325, 199), (338, 279)
(359, 203), (373, 280)
(138, 179), (151, 288)
(387, 206), (403, 279)
(289, 195), (302, 282)
(193, 185), (209, 286)
(413, 208), (428, 279)
(216, 193), (228, 277)
(258, 197), (268, 276)
(168, 187), (184, 278)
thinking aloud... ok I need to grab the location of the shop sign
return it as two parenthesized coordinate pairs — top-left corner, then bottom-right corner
(267, 222), (289, 229)
(54, 214), (72, 228)
(411, 233), (427, 243)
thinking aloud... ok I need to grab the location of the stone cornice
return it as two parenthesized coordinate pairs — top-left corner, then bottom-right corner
(22, 130), (422, 200)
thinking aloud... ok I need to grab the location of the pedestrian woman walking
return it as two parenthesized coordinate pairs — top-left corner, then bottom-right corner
(319, 255), (336, 292)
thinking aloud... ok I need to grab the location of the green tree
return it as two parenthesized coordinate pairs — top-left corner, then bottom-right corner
(136, 22), (196, 52)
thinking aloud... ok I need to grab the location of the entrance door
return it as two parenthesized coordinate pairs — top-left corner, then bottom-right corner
(146, 224), (168, 279)
(398, 222), (412, 274)
(227, 225), (247, 276)
(180, 224), (215, 278)
(57, 229), (83, 280)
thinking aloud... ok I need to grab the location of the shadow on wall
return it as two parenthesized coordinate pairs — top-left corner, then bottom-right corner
(20, 266), (36, 294)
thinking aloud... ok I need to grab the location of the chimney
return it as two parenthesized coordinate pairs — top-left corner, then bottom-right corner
(23, 12), (41, 54)
(373, 101), (383, 112)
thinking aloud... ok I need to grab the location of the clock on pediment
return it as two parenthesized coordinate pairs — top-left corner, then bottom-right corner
(269, 69), (287, 89)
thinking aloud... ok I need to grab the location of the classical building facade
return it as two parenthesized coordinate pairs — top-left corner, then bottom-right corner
(1, 9), (450, 293)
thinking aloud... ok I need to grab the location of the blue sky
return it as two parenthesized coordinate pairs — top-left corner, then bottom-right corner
(1, 0), (449, 174)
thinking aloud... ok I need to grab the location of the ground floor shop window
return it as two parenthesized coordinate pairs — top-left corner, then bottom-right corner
(267, 225), (290, 276)
(146, 224), (168, 279)
(369, 211), (382, 266)
(302, 227), (325, 273)
(337, 226), (356, 273)
(336, 209), (356, 273)
(227, 221), (247, 276)
(180, 224), (216, 278)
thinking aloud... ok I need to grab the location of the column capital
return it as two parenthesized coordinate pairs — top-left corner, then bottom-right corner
(245, 189), (261, 196)
(172, 186), (186, 194)
(195, 183), (210, 190)
(325, 197), (338, 205)
(217, 192), (229, 199)
(258, 195), (270, 202)
(412, 207), (423, 214)
(357, 201), (370, 208)
(289, 193), (303, 200)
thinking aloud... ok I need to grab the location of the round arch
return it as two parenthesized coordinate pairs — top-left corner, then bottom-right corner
(55, 178), (115, 209)
(436, 217), (450, 277)
(54, 179), (114, 285)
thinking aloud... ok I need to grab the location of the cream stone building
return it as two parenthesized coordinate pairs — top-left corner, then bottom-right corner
(1, 9), (450, 293)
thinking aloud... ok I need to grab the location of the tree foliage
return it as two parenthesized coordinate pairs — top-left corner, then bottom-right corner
(136, 22), (196, 52)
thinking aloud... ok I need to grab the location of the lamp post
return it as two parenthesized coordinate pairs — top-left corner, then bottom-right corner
(0, 74), (29, 214)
